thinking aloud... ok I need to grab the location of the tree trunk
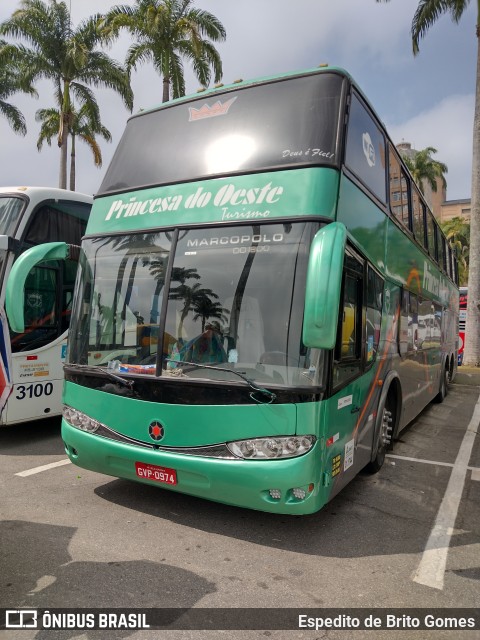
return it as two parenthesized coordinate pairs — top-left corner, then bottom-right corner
(463, 30), (480, 367)
(69, 133), (76, 191)
(58, 113), (69, 190)
(163, 75), (170, 103)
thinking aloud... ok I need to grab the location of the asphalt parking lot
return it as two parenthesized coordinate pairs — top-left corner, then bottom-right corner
(0, 376), (479, 640)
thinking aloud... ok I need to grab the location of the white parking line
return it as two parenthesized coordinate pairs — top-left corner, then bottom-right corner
(387, 453), (479, 474)
(412, 391), (480, 591)
(15, 459), (72, 477)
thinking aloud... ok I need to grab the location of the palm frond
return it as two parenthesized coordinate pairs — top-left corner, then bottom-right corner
(412, 0), (470, 54)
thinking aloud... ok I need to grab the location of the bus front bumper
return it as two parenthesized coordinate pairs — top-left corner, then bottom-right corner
(62, 420), (326, 515)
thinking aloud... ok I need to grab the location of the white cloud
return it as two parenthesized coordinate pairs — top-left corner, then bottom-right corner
(386, 94), (474, 200)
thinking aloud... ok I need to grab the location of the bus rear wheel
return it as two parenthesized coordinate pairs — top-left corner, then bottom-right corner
(434, 362), (449, 403)
(367, 395), (394, 474)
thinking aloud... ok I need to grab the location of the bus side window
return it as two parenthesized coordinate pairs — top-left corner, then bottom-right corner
(399, 289), (419, 354)
(447, 242), (452, 279)
(435, 222), (445, 272)
(412, 185), (426, 249)
(333, 253), (363, 389)
(399, 290), (409, 356)
(433, 303), (443, 344)
(389, 147), (411, 230)
(365, 266), (383, 365)
(426, 210), (437, 260)
(409, 293), (419, 351)
(453, 253), (459, 285)
(418, 297), (432, 348)
(345, 92), (387, 204)
(23, 202), (89, 245)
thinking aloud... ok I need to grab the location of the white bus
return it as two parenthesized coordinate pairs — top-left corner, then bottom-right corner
(0, 186), (92, 425)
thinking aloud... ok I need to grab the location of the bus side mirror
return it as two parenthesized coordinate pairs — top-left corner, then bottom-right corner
(303, 222), (346, 349)
(5, 242), (70, 333)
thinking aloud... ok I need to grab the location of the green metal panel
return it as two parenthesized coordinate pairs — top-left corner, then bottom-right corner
(62, 380), (331, 515)
(63, 381), (297, 446)
(385, 217), (451, 305)
(62, 419), (324, 514)
(336, 174), (387, 271)
(88, 168), (339, 235)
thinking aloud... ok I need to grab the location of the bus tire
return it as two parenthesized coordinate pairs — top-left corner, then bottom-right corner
(367, 392), (395, 474)
(434, 361), (449, 403)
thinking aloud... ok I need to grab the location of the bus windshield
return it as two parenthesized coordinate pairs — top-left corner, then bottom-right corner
(68, 222), (325, 388)
(0, 196), (26, 236)
(98, 73), (344, 194)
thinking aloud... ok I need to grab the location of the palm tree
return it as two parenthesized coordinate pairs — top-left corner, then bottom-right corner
(0, 0), (133, 189)
(36, 102), (112, 190)
(192, 297), (229, 332)
(169, 278), (219, 338)
(68, 107), (112, 192)
(103, 0), (226, 102)
(377, 0), (480, 366)
(441, 217), (470, 286)
(401, 146), (447, 196)
(0, 40), (36, 135)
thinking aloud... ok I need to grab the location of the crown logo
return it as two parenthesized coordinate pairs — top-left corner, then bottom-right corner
(189, 96), (237, 121)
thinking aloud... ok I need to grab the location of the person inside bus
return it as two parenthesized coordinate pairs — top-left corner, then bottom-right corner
(174, 321), (228, 365)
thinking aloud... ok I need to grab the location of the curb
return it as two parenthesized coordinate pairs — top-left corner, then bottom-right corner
(454, 367), (480, 387)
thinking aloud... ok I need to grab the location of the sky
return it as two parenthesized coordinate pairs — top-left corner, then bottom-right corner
(0, 0), (476, 200)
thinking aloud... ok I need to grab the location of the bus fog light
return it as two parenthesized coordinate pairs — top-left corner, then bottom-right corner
(269, 489), (282, 500)
(292, 487), (306, 500)
(227, 435), (316, 460)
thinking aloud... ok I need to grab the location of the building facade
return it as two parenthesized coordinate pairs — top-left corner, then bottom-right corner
(396, 142), (470, 224)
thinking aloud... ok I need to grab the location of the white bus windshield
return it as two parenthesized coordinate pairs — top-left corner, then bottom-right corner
(68, 222), (325, 388)
(0, 196), (26, 236)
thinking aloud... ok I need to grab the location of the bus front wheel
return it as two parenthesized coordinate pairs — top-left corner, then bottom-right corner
(367, 393), (395, 474)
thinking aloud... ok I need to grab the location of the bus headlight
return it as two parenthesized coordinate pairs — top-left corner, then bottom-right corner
(63, 406), (100, 433)
(226, 435), (315, 460)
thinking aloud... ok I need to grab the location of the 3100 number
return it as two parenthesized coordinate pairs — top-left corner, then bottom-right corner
(15, 382), (54, 400)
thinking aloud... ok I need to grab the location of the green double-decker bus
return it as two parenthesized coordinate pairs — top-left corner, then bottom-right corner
(6, 66), (459, 514)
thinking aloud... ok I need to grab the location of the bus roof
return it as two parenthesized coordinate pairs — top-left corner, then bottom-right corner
(130, 65), (357, 119)
(0, 186), (92, 206)
(126, 65), (388, 141)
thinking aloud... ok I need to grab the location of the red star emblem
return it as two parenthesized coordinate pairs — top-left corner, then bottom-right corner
(149, 421), (164, 441)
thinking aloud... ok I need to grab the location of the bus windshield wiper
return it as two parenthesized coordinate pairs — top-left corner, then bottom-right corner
(164, 359), (276, 404)
(64, 363), (134, 388)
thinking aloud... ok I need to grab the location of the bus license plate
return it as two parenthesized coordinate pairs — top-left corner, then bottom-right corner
(135, 462), (177, 485)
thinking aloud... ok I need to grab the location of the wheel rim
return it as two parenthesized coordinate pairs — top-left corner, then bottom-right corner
(380, 407), (393, 449)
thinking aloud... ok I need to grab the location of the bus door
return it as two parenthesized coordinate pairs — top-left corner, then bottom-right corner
(325, 251), (372, 493)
